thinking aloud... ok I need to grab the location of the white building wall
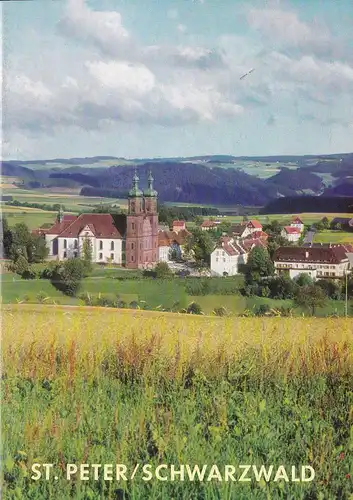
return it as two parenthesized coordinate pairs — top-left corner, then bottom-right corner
(159, 246), (170, 262)
(94, 238), (122, 263)
(281, 230), (300, 242)
(211, 249), (244, 276)
(45, 234), (57, 257)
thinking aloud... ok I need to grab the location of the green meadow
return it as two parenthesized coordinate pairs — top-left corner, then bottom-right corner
(2, 307), (353, 499)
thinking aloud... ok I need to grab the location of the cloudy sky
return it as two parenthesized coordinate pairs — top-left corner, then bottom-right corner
(2, 0), (353, 160)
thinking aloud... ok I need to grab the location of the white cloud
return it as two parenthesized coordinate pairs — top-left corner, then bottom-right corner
(177, 24), (187, 33)
(4, 0), (353, 150)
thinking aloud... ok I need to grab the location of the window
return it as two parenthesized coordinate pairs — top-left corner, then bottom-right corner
(223, 258), (226, 262)
(63, 251), (67, 258)
(132, 223), (135, 230)
(74, 239), (78, 249)
(99, 241), (103, 250)
(131, 255), (134, 262)
(131, 243), (134, 250)
(99, 253), (103, 260)
(74, 251), (78, 258)
(110, 253), (114, 260)
(64, 239), (67, 249)
(216, 258), (219, 262)
(111, 241), (114, 251)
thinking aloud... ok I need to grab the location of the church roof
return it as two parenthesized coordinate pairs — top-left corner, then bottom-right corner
(49, 213), (126, 239)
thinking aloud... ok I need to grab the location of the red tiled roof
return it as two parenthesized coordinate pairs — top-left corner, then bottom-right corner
(201, 220), (217, 227)
(274, 246), (348, 264)
(249, 230), (268, 239)
(248, 220), (262, 229)
(242, 238), (266, 251)
(283, 226), (301, 234)
(54, 214), (126, 239)
(292, 217), (304, 224)
(46, 219), (78, 235)
(158, 229), (190, 247)
(62, 215), (77, 222)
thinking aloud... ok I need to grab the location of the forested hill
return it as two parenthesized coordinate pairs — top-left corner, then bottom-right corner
(2, 152), (352, 207)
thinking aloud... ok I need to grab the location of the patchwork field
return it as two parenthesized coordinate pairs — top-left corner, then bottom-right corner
(313, 231), (353, 244)
(2, 305), (353, 499)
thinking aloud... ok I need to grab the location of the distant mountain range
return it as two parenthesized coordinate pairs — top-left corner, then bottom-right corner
(2, 152), (352, 207)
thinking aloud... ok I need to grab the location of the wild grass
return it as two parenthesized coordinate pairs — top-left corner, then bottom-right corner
(2, 306), (353, 499)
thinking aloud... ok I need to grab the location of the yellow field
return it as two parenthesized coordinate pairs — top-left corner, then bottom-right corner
(3, 305), (353, 380)
(1, 205), (53, 213)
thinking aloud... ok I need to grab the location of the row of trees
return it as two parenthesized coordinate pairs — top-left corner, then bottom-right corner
(2, 218), (49, 265)
(5, 200), (65, 212)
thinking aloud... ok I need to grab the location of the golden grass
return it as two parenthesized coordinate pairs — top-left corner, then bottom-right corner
(2, 305), (353, 381)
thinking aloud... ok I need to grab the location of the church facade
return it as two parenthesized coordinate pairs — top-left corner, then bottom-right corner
(44, 171), (160, 269)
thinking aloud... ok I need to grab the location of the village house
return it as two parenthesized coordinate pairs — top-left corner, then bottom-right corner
(158, 228), (190, 262)
(43, 171), (161, 269)
(230, 219), (263, 238)
(210, 237), (248, 276)
(210, 235), (266, 276)
(172, 220), (186, 233)
(274, 246), (350, 280)
(281, 226), (301, 243)
(290, 216), (305, 232)
(200, 220), (220, 231)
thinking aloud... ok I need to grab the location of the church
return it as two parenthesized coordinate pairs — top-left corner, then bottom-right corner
(44, 171), (160, 269)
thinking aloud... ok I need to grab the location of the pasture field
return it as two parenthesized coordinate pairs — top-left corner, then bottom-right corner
(1, 272), (350, 317)
(313, 231), (353, 244)
(1, 186), (128, 211)
(2, 306), (353, 499)
(221, 213), (353, 225)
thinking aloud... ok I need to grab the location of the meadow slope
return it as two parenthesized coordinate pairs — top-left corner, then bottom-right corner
(2, 305), (353, 499)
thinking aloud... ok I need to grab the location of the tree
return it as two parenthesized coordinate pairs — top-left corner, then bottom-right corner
(294, 284), (327, 316)
(1, 217), (13, 258)
(82, 238), (93, 275)
(245, 247), (274, 284)
(28, 234), (49, 263)
(193, 215), (203, 227)
(294, 273), (314, 287)
(185, 228), (214, 266)
(154, 261), (173, 279)
(9, 223), (31, 260)
(51, 259), (85, 296)
(14, 255), (29, 276)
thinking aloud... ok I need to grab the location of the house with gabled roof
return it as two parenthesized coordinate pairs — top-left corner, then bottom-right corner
(290, 216), (305, 232)
(210, 237), (248, 276)
(274, 246), (349, 280)
(281, 226), (301, 242)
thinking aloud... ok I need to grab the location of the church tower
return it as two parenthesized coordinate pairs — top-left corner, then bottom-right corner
(143, 170), (159, 264)
(125, 170), (159, 269)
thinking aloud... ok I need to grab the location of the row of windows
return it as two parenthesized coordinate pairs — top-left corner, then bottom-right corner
(62, 251), (115, 260)
(63, 239), (115, 250)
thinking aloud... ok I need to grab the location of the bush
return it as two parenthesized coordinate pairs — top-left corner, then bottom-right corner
(51, 259), (85, 296)
(21, 268), (38, 280)
(14, 255), (29, 276)
(36, 292), (48, 303)
(186, 302), (202, 315)
(129, 301), (139, 309)
(255, 304), (271, 316)
(213, 306), (228, 317)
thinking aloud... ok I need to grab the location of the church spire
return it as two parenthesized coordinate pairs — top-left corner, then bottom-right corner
(128, 169), (143, 197)
(143, 169), (158, 197)
(57, 205), (64, 223)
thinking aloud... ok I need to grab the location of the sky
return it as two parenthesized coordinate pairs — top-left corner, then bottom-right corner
(2, 0), (353, 160)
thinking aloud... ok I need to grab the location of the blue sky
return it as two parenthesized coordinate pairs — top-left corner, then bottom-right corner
(2, 0), (353, 160)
